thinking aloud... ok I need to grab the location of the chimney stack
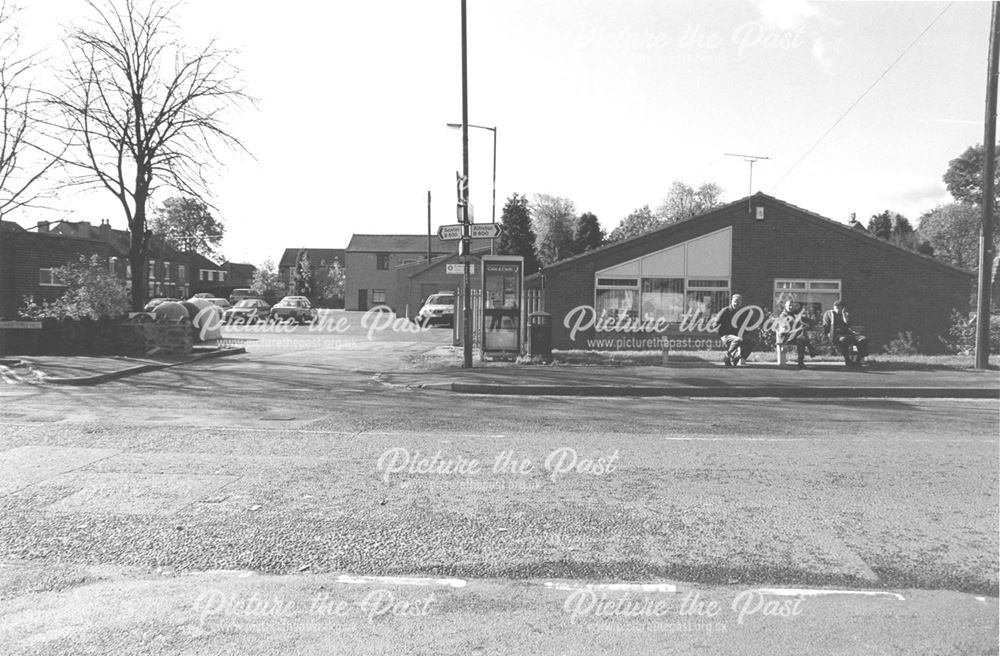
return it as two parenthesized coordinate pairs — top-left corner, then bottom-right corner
(36, 221), (49, 233)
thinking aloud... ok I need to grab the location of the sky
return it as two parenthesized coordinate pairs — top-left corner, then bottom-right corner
(5, 0), (993, 265)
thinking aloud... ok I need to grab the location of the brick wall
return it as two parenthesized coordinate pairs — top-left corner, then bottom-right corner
(528, 198), (972, 353)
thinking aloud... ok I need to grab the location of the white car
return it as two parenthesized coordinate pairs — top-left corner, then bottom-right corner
(417, 292), (455, 326)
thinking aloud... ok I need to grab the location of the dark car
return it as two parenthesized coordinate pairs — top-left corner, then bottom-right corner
(223, 298), (271, 324)
(268, 296), (316, 324)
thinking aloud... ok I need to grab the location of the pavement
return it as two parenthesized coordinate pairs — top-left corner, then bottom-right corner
(0, 344), (245, 385)
(2, 344), (998, 397)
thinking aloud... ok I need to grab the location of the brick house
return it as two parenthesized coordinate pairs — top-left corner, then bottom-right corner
(525, 193), (973, 353)
(48, 219), (194, 300)
(345, 234), (490, 311)
(0, 219), (131, 319)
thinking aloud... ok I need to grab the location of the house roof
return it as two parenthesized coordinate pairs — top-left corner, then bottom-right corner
(347, 233), (493, 254)
(278, 248), (345, 268)
(394, 244), (493, 278)
(347, 234), (449, 253)
(185, 252), (223, 269)
(222, 262), (256, 275)
(527, 192), (972, 280)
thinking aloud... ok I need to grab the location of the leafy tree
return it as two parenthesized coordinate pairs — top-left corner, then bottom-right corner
(292, 249), (313, 298)
(532, 194), (576, 266)
(150, 196), (225, 258)
(20, 254), (129, 319)
(943, 143), (1000, 208)
(918, 203), (988, 269)
(867, 211), (893, 240)
(570, 212), (604, 255)
(250, 258), (283, 304)
(867, 210), (915, 247)
(608, 205), (660, 242)
(655, 181), (724, 224)
(52, 0), (251, 311)
(497, 193), (539, 274)
(314, 260), (345, 308)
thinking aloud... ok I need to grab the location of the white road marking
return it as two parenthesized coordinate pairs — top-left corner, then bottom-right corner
(335, 575), (467, 588)
(754, 588), (905, 601)
(542, 581), (678, 593)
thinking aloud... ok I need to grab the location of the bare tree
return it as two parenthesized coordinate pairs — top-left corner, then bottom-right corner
(52, 0), (251, 310)
(0, 1), (59, 217)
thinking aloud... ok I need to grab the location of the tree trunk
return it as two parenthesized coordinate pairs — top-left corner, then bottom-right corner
(128, 201), (149, 312)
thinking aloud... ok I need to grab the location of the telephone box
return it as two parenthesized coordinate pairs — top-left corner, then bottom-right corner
(481, 255), (523, 356)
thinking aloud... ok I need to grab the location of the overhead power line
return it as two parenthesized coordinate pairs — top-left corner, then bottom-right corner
(771, 3), (953, 192)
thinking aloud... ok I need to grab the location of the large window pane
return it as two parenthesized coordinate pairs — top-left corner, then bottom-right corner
(685, 290), (728, 317)
(641, 278), (684, 322)
(596, 288), (638, 320)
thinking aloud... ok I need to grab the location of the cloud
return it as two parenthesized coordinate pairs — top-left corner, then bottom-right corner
(751, 0), (836, 69)
(811, 38), (834, 71)
(751, 0), (822, 30)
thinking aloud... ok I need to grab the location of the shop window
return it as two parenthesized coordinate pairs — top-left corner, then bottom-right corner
(684, 279), (730, 318)
(372, 289), (386, 304)
(641, 278), (685, 322)
(773, 279), (840, 319)
(595, 278), (639, 320)
(39, 268), (62, 286)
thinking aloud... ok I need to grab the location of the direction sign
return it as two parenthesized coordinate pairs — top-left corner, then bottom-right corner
(437, 224), (464, 241)
(446, 263), (474, 275)
(469, 223), (502, 239)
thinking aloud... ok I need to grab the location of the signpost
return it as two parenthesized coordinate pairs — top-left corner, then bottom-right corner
(446, 263), (473, 275)
(437, 224), (464, 241)
(438, 223), (502, 242)
(469, 223), (501, 239)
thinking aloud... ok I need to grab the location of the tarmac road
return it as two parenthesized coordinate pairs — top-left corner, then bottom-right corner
(0, 314), (997, 654)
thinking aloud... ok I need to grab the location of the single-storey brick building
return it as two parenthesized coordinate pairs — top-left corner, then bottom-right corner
(525, 193), (973, 354)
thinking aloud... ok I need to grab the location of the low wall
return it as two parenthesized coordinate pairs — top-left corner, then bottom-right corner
(0, 317), (193, 357)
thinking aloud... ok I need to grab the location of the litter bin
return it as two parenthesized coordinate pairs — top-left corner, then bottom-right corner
(528, 311), (552, 362)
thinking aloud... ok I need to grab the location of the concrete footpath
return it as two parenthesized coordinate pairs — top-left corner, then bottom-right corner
(382, 361), (1000, 399)
(0, 346), (245, 385)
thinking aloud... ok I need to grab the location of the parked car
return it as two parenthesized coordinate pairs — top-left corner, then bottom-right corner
(269, 296), (316, 324)
(416, 292), (455, 326)
(223, 298), (271, 324)
(143, 297), (181, 312)
(203, 297), (232, 310)
(190, 293), (214, 300)
(229, 288), (255, 304)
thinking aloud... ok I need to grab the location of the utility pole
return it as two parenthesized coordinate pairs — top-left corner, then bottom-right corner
(460, 0), (473, 369)
(976, 1), (1000, 369)
(426, 191), (432, 263)
(724, 153), (771, 213)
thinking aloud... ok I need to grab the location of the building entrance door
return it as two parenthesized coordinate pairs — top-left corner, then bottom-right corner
(357, 289), (368, 311)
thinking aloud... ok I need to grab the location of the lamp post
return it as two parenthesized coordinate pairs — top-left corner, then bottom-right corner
(447, 122), (496, 255)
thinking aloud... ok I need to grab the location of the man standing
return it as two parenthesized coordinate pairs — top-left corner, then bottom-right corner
(823, 300), (868, 366)
(716, 294), (756, 366)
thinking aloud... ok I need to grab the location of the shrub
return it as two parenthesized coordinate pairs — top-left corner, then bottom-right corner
(20, 255), (129, 320)
(941, 310), (1000, 355)
(883, 331), (920, 356)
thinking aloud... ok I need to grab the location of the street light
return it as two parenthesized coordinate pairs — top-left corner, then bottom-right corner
(447, 122), (496, 255)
